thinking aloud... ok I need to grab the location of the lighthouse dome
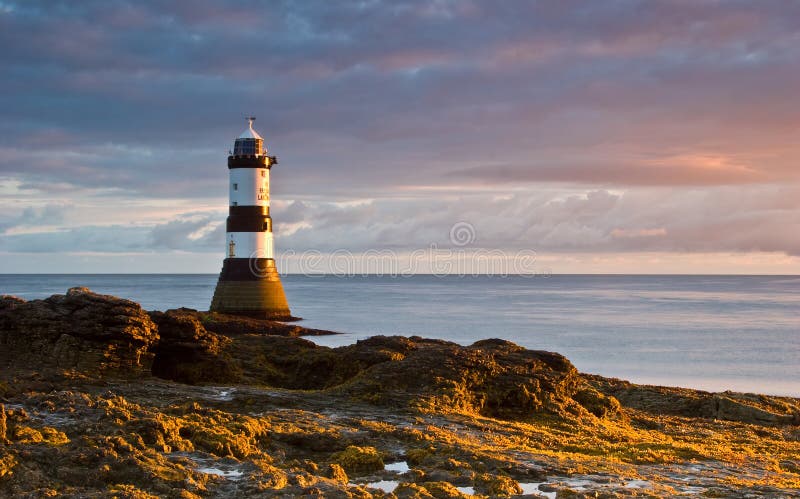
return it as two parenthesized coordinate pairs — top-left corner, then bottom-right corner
(233, 117), (266, 156)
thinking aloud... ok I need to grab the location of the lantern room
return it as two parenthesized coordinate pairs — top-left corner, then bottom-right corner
(233, 117), (266, 156)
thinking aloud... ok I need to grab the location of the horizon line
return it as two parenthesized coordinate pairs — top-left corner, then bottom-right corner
(1, 273), (798, 277)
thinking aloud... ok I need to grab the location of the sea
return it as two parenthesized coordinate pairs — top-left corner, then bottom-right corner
(1, 274), (798, 397)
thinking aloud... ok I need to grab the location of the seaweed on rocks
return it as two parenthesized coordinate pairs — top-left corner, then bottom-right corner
(0, 289), (798, 497)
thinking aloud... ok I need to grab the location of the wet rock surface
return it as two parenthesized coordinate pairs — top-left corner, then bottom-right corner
(334, 337), (614, 420)
(222, 334), (618, 422)
(0, 289), (798, 497)
(0, 287), (157, 379)
(149, 309), (240, 385)
(587, 374), (800, 425)
(198, 310), (336, 337)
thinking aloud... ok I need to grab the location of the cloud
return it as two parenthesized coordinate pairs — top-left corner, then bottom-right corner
(148, 214), (223, 250)
(0, 203), (71, 233)
(611, 228), (667, 239)
(0, 213), (223, 254)
(450, 154), (769, 187)
(266, 186), (800, 257)
(1, 184), (799, 269)
(1, 1), (799, 269)
(2, 1), (800, 192)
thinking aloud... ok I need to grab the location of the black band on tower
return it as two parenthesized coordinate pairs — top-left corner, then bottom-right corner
(229, 205), (270, 216)
(228, 155), (268, 169)
(217, 258), (277, 281)
(227, 205), (272, 232)
(227, 215), (271, 232)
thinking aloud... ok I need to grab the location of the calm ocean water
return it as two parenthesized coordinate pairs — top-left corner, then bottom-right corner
(1, 274), (798, 396)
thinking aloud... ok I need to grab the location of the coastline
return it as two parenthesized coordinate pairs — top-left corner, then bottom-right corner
(4, 273), (797, 398)
(0, 288), (798, 497)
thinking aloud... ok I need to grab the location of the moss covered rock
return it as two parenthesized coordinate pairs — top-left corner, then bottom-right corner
(475, 473), (522, 497)
(420, 481), (472, 498)
(0, 453), (16, 479)
(339, 337), (593, 420)
(9, 426), (68, 445)
(330, 445), (384, 474)
(0, 404), (6, 444)
(149, 309), (242, 385)
(573, 386), (622, 419)
(326, 463), (348, 483)
(0, 288), (157, 379)
(395, 482), (436, 498)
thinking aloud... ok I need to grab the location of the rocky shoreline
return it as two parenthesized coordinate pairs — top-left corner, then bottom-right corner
(0, 288), (798, 498)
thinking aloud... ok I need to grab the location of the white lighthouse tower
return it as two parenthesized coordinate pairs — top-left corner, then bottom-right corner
(209, 117), (291, 319)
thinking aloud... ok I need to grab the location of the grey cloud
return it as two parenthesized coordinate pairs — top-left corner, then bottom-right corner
(451, 159), (768, 187)
(1, 185), (798, 258)
(271, 186), (800, 256)
(1, 1), (800, 265)
(0, 213), (224, 254)
(2, 0), (800, 196)
(148, 215), (223, 250)
(0, 225), (149, 253)
(0, 203), (71, 233)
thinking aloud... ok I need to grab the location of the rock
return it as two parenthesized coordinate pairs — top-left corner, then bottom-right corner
(0, 291), (338, 387)
(3, 290), (615, 425)
(0, 452), (15, 479)
(301, 459), (319, 473)
(9, 425), (67, 445)
(419, 481), (470, 498)
(0, 404), (8, 445)
(1, 290), (798, 498)
(0, 296), (24, 311)
(425, 469), (465, 484)
(272, 426), (343, 453)
(573, 387), (623, 419)
(395, 483), (436, 498)
(408, 468), (427, 482)
(0, 288), (157, 379)
(326, 463), (348, 483)
(780, 460), (800, 474)
(330, 445), (384, 474)
(148, 309), (240, 385)
(217, 335), (620, 421)
(337, 337), (619, 420)
(144, 308), (339, 385)
(475, 474), (522, 496)
(407, 448), (434, 466)
(198, 311), (336, 337)
(0, 404), (6, 444)
(224, 335), (341, 389)
(220, 334), (414, 391)
(588, 375), (800, 426)
(713, 395), (795, 425)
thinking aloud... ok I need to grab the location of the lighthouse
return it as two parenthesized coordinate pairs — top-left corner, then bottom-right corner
(209, 117), (292, 320)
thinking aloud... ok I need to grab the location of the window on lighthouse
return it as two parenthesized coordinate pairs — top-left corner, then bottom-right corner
(234, 138), (262, 155)
(233, 183), (238, 191)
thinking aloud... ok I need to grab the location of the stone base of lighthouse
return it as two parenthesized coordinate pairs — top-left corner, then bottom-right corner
(209, 258), (292, 320)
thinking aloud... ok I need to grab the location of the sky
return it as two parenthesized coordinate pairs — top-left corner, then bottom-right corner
(1, 0), (799, 274)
